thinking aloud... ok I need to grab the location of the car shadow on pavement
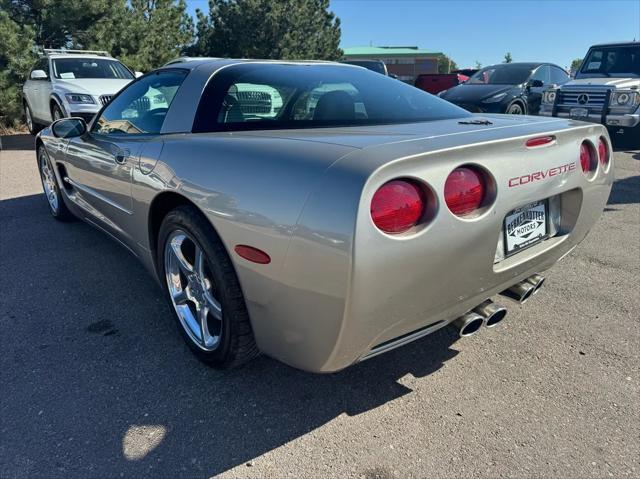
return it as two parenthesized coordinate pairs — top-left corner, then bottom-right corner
(0, 134), (35, 151)
(607, 175), (640, 206)
(1, 193), (461, 478)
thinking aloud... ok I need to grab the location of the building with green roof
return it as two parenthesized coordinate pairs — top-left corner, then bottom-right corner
(342, 46), (443, 82)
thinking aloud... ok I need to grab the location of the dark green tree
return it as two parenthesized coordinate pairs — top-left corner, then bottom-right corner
(474, 60), (482, 69)
(2, 0), (121, 48)
(437, 54), (458, 73)
(85, 0), (194, 72)
(503, 52), (513, 63)
(189, 0), (342, 60)
(0, 10), (36, 129)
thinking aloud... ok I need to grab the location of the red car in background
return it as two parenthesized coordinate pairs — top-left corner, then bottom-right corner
(414, 71), (468, 94)
(415, 69), (478, 95)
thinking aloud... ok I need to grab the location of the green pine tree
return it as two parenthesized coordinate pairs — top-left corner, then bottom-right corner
(189, 0), (342, 60)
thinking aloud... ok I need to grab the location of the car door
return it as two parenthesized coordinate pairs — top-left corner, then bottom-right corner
(25, 58), (52, 121)
(62, 69), (188, 246)
(526, 65), (550, 114)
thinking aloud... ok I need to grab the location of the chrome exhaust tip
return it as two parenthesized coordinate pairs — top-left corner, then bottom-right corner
(473, 300), (508, 328)
(452, 312), (485, 337)
(525, 273), (545, 295)
(500, 281), (536, 304)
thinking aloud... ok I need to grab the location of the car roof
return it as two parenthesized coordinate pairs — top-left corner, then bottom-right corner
(588, 41), (639, 48)
(157, 58), (357, 74)
(43, 55), (120, 60)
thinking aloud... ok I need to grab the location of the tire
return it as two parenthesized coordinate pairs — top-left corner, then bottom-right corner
(158, 205), (259, 368)
(25, 103), (42, 135)
(37, 146), (75, 221)
(506, 101), (525, 115)
(51, 103), (64, 122)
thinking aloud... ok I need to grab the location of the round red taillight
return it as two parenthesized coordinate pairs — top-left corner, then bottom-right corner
(580, 141), (596, 173)
(598, 137), (609, 166)
(370, 180), (425, 234)
(444, 167), (486, 217)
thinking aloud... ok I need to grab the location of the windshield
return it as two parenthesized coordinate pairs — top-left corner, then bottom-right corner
(194, 63), (470, 132)
(577, 45), (640, 78)
(466, 64), (534, 85)
(52, 58), (134, 80)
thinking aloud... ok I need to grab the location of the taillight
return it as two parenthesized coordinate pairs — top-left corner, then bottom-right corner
(445, 166), (486, 216)
(370, 180), (425, 234)
(598, 137), (609, 166)
(580, 141), (597, 173)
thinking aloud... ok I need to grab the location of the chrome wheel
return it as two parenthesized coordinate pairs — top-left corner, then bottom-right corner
(164, 230), (222, 351)
(25, 105), (34, 132)
(507, 103), (524, 115)
(52, 106), (63, 121)
(39, 151), (59, 212)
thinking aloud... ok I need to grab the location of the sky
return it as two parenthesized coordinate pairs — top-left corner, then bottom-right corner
(185, 0), (640, 70)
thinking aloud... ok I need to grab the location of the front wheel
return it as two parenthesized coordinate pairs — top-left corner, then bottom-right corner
(158, 206), (259, 368)
(51, 104), (64, 122)
(506, 102), (525, 115)
(37, 147), (75, 221)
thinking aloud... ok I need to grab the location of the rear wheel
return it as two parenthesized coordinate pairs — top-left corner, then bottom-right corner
(158, 206), (259, 368)
(37, 147), (74, 221)
(506, 101), (525, 115)
(25, 104), (42, 135)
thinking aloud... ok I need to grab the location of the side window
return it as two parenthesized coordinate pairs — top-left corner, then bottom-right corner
(530, 66), (550, 84)
(292, 83), (367, 120)
(92, 69), (187, 135)
(218, 82), (290, 123)
(550, 66), (569, 85)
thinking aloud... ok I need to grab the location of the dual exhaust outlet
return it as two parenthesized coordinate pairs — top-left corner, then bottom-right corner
(451, 273), (545, 338)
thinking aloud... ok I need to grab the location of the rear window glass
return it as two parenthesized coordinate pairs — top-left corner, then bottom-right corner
(194, 63), (470, 132)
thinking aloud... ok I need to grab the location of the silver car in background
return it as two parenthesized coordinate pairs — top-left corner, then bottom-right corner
(35, 59), (613, 372)
(22, 49), (139, 135)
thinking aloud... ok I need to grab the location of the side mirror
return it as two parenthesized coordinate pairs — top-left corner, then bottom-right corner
(528, 79), (544, 88)
(52, 117), (87, 139)
(135, 71), (144, 78)
(30, 69), (48, 80)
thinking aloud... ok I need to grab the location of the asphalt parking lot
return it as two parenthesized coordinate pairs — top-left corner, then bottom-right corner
(1, 136), (638, 479)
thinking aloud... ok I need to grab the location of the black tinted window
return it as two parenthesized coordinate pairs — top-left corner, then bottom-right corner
(530, 66), (550, 84)
(194, 63), (470, 132)
(578, 45), (640, 77)
(93, 69), (187, 135)
(467, 64), (534, 85)
(550, 66), (569, 84)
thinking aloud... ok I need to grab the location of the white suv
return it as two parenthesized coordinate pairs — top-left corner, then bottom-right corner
(22, 49), (140, 135)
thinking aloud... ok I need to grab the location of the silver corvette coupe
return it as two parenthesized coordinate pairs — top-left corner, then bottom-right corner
(35, 59), (613, 372)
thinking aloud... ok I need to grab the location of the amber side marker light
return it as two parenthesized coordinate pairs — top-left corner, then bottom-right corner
(235, 245), (271, 264)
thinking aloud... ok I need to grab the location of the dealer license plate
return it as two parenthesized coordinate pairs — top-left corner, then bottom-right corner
(504, 201), (548, 255)
(570, 107), (589, 118)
